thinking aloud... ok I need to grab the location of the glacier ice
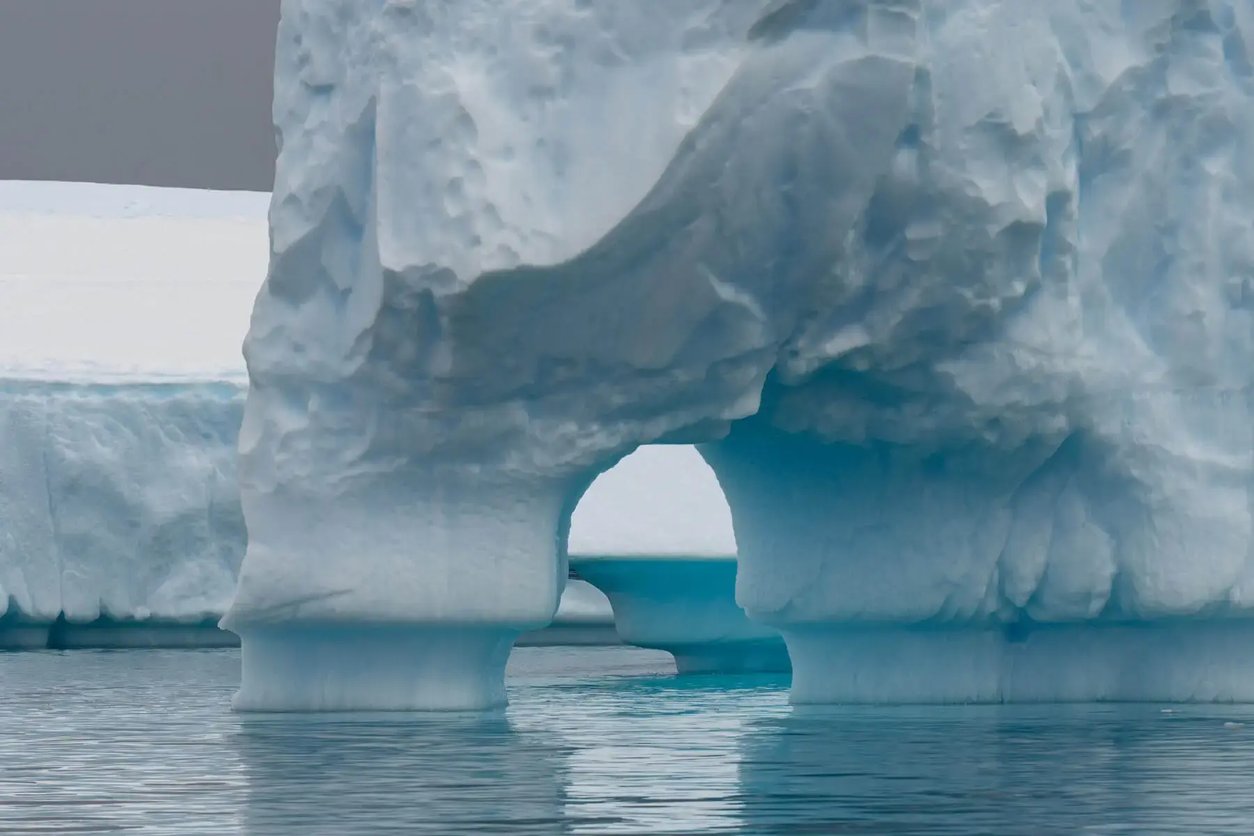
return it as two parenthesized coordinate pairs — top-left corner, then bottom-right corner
(232, 0), (1252, 708)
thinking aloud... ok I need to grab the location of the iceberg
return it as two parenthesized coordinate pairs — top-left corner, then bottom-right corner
(232, 0), (1252, 708)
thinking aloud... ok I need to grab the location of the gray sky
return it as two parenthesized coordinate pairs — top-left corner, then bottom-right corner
(0, 0), (279, 191)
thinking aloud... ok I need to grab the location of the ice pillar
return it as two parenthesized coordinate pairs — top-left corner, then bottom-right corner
(704, 418), (1254, 704)
(225, 470), (572, 710)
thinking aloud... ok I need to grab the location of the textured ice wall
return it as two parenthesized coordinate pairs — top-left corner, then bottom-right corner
(236, 0), (1254, 706)
(696, 0), (1254, 700)
(0, 384), (247, 632)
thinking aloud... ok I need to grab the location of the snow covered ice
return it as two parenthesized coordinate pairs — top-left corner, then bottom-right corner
(229, 0), (1253, 709)
(0, 181), (267, 383)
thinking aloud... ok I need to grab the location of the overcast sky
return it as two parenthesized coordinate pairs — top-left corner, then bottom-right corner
(0, 0), (279, 191)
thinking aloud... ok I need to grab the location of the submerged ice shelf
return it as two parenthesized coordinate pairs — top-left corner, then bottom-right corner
(572, 556), (789, 674)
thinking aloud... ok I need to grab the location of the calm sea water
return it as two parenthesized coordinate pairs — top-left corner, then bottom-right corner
(2, 646), (1254, 834)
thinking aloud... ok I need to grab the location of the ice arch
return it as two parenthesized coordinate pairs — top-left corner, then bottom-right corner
(226, 0), (1254, 710)
(567, 445), (788, 673)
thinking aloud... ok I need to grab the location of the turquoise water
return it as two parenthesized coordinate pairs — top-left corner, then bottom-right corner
(3, 647), (1254, 834)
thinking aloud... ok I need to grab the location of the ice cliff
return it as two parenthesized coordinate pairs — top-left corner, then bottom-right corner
(230, 0), (1253, 708)
(0, 383), (247, 645)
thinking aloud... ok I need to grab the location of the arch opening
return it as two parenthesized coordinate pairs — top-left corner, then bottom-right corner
(565, 445), (789, 675)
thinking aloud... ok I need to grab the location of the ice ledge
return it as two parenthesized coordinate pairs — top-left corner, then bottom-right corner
(785, 621), (1254, 704)
(573, 556), (789, 674)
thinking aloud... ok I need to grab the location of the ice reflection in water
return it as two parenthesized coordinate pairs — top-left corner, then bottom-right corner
(235, 715), (569, 833)
(3, 647), (1254, 834)
(736, 704), (1254, 833)
(520, 675), (788, 833)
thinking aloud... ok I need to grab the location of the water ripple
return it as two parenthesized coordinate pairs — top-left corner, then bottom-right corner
(2, 648), (1254, 834)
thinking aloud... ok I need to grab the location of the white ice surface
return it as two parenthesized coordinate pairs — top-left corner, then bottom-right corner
(0, 181), (267, 382)
(0, 180), (270, 219)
